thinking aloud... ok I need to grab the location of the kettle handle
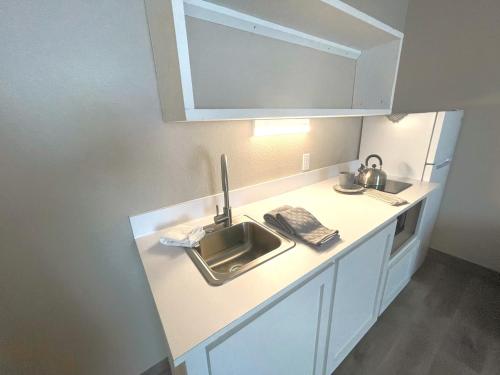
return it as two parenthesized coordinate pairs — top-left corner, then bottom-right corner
(365, 154), (383, 168)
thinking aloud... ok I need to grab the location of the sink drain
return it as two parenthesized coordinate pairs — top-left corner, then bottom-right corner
(229, 264), (242, 272)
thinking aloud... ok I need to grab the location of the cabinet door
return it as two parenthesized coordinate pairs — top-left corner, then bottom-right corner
(206, 264), (335, 375)
(326, 223), (395, 373)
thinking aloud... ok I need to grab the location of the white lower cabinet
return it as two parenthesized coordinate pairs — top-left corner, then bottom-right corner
(325, 222), (395, 374)
(184, 264), (335, 375)
(379, 237), (421, 314)
(181, 223), (399, 375)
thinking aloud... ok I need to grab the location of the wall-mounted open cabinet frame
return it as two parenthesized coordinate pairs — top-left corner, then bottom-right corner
(146, 0), (404, 122)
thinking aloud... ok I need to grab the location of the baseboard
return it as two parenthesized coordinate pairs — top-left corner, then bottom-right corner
(427, 248), (500, 280)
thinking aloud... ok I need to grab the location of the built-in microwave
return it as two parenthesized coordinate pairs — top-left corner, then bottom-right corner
(391, 201), (422, 257)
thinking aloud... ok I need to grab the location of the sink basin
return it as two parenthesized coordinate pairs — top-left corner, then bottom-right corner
(186, 217), (295, 285)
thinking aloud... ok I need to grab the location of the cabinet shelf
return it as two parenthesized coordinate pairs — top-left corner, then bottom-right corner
(185, 108), (391, 121)
(184, 0), (362, 59)
(145, 0), (404, 122)
(197, 0), (403, 49)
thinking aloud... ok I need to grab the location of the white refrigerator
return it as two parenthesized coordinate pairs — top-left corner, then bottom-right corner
(359, 110), (463, 272)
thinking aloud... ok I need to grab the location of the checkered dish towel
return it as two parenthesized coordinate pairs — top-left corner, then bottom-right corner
(264, 206), (339, 247)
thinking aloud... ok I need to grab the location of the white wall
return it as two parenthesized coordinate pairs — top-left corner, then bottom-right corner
(0, 1), (366, 374)
(394, 0), (500, 272)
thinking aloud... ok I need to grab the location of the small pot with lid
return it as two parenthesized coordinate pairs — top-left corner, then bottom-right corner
(357, 154), (387, 190)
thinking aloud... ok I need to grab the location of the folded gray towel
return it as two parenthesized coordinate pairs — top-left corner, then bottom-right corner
(264, 206), (339, 247)
(263, 205), (293, 229)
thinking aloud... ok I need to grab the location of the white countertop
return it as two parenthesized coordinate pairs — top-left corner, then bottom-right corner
(135, 177), (436, 364)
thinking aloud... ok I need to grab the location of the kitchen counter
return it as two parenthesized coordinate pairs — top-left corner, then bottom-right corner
(134, 176), (436, 365)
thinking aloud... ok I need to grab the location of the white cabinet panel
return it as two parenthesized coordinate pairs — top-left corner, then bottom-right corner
(411, 180), (447, 273)
(380, 238), (420, 314)
(205, 264), (334, 375)
(426, 110), (463, 164)
(145, 0), (403, 121)
(326, 223), (395, 373)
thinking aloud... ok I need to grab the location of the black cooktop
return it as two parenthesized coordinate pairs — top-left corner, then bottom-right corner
(380, 179), (413, 194)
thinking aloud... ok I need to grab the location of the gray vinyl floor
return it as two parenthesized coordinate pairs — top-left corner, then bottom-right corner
(333, 249), (500, 375)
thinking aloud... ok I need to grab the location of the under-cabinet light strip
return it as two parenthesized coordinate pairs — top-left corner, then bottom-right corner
(253, 119), (311, 136)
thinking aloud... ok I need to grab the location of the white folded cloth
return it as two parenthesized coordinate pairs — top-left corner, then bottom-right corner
(159, 225), (205, 247)
(364, 189), (409, 206)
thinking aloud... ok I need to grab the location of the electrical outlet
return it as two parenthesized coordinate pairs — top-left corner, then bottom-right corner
(302, 153), (310, 171)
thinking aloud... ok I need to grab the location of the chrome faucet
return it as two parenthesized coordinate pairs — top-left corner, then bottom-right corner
(213, 154), (232, 227)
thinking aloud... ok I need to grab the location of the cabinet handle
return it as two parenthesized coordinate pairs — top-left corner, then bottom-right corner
(435, 158), (452, 169)
(426, 158), (452, 169)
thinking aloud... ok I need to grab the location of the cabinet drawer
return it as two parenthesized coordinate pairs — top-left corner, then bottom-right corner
(380, 238), (420, 313)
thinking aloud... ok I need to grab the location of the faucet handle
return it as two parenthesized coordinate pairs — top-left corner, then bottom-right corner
(216, 204), (220, 216)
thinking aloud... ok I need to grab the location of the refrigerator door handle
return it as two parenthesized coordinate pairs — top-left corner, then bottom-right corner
(426, 158), (452, 169)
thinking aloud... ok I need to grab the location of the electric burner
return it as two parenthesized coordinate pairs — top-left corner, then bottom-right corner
(380, 179), (412, 194)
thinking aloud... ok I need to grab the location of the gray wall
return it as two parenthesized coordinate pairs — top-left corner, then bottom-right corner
(344, 0), (409, 31)
(394, 0), (500, 272)
(0, 1), (372, 374)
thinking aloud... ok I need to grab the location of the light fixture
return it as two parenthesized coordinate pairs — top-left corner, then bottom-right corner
(253, 119), (311, 137)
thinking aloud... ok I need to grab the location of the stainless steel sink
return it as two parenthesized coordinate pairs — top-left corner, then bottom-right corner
(186, 217), (295, 285)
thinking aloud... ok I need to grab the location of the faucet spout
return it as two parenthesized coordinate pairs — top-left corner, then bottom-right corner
(221, 154), (230, 211)
(213, 154), (232, 227)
